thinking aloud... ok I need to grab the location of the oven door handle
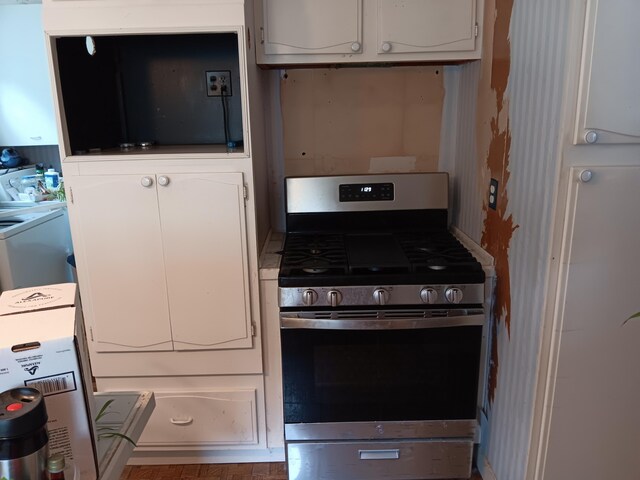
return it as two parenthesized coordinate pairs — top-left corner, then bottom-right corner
(280, 313), (484, 330)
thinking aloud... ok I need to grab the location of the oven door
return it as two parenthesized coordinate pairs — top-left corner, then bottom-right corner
(280, 310), (484, 439)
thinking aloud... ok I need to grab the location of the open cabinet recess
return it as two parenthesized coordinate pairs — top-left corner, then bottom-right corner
(55, 32), (244, 155)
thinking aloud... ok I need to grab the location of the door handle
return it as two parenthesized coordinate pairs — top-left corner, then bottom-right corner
(170, 416), (193, 425)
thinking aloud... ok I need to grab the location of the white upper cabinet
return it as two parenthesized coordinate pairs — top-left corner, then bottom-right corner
(574, 0), (640, 144)
(256, 0), (481, 65)
(263, 0), (362, 55)
(0, 4), (57, 146)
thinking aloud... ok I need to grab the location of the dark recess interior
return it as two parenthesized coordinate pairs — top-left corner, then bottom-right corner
(55, 32), (243, 153)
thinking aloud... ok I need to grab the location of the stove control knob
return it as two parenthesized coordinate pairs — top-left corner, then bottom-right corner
(445, 287), (464, 304)
(302, 289), (318, 306)
(373, 288), (389, 306)
(420, 287), (438, 304)
(327, 290), (343, 307)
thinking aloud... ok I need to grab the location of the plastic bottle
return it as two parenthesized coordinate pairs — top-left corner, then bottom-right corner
(44, 168), (60, 190)
(35, 163), (45, 184)
(47, 452), (66, 479)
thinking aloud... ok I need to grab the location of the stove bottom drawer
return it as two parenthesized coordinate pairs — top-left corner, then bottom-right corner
(286, 438), (473, 480)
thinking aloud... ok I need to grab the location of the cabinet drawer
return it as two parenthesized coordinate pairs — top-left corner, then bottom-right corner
(287, 439), (472, 480)
(137, 390), (258, 447)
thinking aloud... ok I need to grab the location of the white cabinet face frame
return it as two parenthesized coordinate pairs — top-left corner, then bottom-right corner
(262, 0), (362, 55)
(574, 0), (640, 144)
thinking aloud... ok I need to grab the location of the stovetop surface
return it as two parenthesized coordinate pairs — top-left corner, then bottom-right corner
(278, 229), (485, 287)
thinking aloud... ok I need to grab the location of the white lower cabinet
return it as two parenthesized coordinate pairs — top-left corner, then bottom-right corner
(138, 390), (258, 447)
(67, 168), (252, 353)
(96, 376), (270, 461)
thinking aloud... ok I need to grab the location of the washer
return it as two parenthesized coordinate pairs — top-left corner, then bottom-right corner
(0, 208), (73, 293)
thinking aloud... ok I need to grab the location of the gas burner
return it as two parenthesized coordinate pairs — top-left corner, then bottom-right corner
(303, 267), (329, 274)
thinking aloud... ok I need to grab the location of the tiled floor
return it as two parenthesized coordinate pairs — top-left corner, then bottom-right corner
(120, 462), (482, 480)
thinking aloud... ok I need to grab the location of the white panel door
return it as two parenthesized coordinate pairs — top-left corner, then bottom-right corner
(376, 0), (476, 54)
(544, 166), (640, 479)
(575, 0), (640, 143)
(158, 172), (252, 351)
(262, 0), (362, 55)
(69, 175), (173, 352)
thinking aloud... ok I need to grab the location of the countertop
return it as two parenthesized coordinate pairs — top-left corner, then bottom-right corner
(258, 231), (283, 280)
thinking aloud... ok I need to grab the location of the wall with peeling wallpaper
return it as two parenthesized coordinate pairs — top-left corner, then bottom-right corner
(441, 0), (573, 479)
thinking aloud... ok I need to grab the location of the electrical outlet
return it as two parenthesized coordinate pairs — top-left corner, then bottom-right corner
(205, 70), (232, 97)
(488, 178), (498, 210)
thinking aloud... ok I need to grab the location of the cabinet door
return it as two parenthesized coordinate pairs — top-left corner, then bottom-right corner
(157, 172), (252, 351)
(262, 0), (362, 55)
(376, 0), (477, 54)
(0, 4), (57, 146)
(69, 175), (173, 352)
(574, 0), (640, 144)
(544, 166), (640, 478)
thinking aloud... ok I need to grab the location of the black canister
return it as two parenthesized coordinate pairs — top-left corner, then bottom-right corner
(0, 387), (49, 480)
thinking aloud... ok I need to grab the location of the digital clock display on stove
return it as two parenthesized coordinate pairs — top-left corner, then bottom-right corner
(339, 182), (394, 202)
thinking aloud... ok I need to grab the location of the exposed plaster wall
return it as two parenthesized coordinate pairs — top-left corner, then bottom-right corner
(279, 66), (444, 177)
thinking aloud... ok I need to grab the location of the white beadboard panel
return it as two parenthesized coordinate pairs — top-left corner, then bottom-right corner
(440, 61), (483, 242)
(484, 1), (571, 480)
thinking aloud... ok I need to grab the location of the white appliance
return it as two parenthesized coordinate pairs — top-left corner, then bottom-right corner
(0, 208), (72, 293)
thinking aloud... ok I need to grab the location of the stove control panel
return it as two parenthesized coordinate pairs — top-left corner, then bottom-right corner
(279, 284), (484, 308)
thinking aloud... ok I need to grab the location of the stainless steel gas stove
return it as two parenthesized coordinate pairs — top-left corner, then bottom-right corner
(278, 173), (487, 480)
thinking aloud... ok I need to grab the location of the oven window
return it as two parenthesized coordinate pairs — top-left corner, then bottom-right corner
(281, 326), (482, 424)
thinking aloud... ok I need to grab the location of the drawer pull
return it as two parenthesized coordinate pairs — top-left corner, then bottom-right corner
(359, 449), (400, 460)
(170, 416), (193, 426)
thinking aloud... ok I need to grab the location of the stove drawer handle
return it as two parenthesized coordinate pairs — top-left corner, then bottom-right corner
(359, 449), (400, 460)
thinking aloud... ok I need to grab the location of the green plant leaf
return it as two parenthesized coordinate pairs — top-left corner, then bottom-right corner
(95, 398), (137, 446)
(95, 398), (115, 423)
(98, 431), (137, 446)
(622, 311), (640, 326)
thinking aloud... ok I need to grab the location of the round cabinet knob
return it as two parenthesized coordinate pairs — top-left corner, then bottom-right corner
(158, 175), (170, 187)
(445, 287), (464, 304)
(302, 289), (318, 306)
(420, 287), (438, 304)
(351, 42), (361, 52)
(584, 130), (598, 144)
(381, 42), (392, 53)
(373, 288), (389, 306)
(140, 176), (154, 188)
(579, 169), (593, 183)
(327, 290), (343, 308)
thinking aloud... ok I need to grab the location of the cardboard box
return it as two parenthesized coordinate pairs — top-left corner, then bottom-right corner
(0, 283), (98, 480)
